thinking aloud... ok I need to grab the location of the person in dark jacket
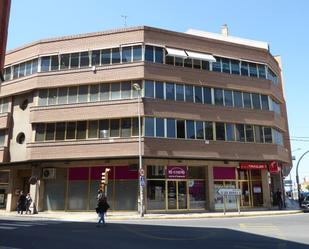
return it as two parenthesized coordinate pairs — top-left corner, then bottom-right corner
(96, 196), (110, 227)
(276, 188), (283, 210)
(25, 193), (32, 214)
(17, 191), (26, 215)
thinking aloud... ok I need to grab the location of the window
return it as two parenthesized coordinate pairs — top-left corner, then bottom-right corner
(202, 60), (210, 70)
(112, 48), (120, 64)
(184, 58), (192, 68)
(133, 45), (142, 61)
(155, 81), (164, 99)
(45, 123), (55, 141)
(166, 83), (175, 101)
(1, 99), (8, 113)
(193, 59), (201, 69)
(235, 124), (245, 142)
(122, 46), (132, 63)
(264, 127), (272, 143)
(132, 118), (139, 136)
(222, 58), (230, 73)
(78, 85), (88, 103)
(249, 63), (258, 77)
(231, 60), (240, 75)
(196, 121), (204, 139)
(252, 93), (261, 110)
(145, 117), (155, 136)
(51, 55), (59, 71)
(175, 57), (183, 67)
(215, 122), (225, 141)
(32, 59), (38, 73)
(58, 87), (68, 104)
(224, 90), (233, 107)
(177, 120), (185, 139)
(121, 118), (131, 137)
(176, 84), (184, 101)
(186, 120), (195, 139)
(204, 122), (213, 140)
(88, 121), (98, 138)
(145, 80), (154, 98)
(195, 86), (203, 103)
(258, 64), (266, 79)
(156, 118), (165, 137)
(90, 85), (99, 102)
(4, 67), (11, 81)
(25, 61), (31, 75)
(18, 63), (25, 77)
(166, 56), (174, 65)
(185, 85), (194, 102)
(203, 87), (212, 104)
(60, 54), (70, 69)
(91, 50), (100, 66)
(13, 65), (19, 79)
(167, 118), (175, 138)
(41, 56), (50, 72)
(70, 53), (79, 68)
(214, 88), (224, 106)
(243, 93), (252, 108)
(35, 123), (45, 142)
(80, 52), (89, 67)
(233, 91), (243, 108)
(100, 84), (110, 101)
(261, 95), (269, 110)
(121, 82), (131, 99)
(55, 122), (65, 141)
(101, 49), (111, 64)
(66, 122), (76, 139)
(226, 123), (235, 141)
(111, 83), (121, 100)
(212, 57), (221, 72)
(145, 45), (154, 62)
(245, 125), (254, 142)
(48, 89), (58, 105)
(99, 120), (109, 138)
(254, 125), (264, 143)
(272, 100), (281, 115)
(110, 119), (120, 137)
(38, 89), (48, 106)
(76, 121), (87, 139)
(241, 62), (249, 76)
(155, 47), (163, 63)
(68, 87), (78, 104)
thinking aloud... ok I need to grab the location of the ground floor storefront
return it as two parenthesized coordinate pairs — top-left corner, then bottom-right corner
(0, 159), (284, 213)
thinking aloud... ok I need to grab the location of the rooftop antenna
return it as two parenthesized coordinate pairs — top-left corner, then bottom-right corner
(121, 15), (128, 27)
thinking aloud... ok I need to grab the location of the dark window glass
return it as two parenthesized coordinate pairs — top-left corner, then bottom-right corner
(196, 121), (204, 139)
(226, 123), (235, 141)
(4, 67), (11, 81)
(121, 118), (131, 137)
(32, 59), (38, 73)
(99, 120), (109, 138)
(193, 59), (201, 69)
(203, 87), (212, 104)
(245, 125), (254, 142)
(214, 88), (224, 106)
(177, 120), (185, 139)
(224, 90), (233, 107)
(145, 80), (154, 98)
(235, 124), (245, 142)
(38, 89), (48, 106)
(48, 88), (57, 105)
(202, 60), (210, 70)
(132, 118), (139, 136)
(35, 123), (45, 142)
(41, 57), (50, 72)
(212, 57), (221, 72)
(176, 84), (184, 101)
(13, 65), (19, 79)
(18, 63), (25, 77)
(51, 55), (59, 71)
(55, 122), (65, 141)
(145, 45), (154, 62)
(155, 81), (164, 99)
(264, 127), (272, 143)
(204, 122), (213, 140)
(156, 118), (165, 137)
(45, 123), (55, 141)
(101, 49), (111, 64)
(25, 61), (31, 75)
(88, 121), (98, 138)
(252, 93), (261, 110)
(258, 64), (266, 79)
(233, 91), (243, 108)
(110, 119), (120, 137)
(145, 117), (155, 137)
(166, 83), (175, 101)
(65, 122), (76, 139)
(100, 84), (110, 101)
(243, 92), (252, 108)
(166, 56), (174, 65)
(112, 48), (120, 64)
(132, 80), (141, 98)
(185, 85), (194, 102)
(261, 95), (269, 110)
(241, 62), (249, 76)
(68, 87), (78, 104)
(78, 85), (88, 103)
(215, 122), (225, 141)
(175, 57), (183, 66)
(60, 54), (70, 69)
(70, 53), (79, 68)
(76, 121), (87, 139)
(195, 86), (203, 103)
(122, 46), (132, 63)
(58, 87), (68, 104)
(121, 82), (131, 99)
(90, 85), (99, 102)
(80, 52), (89, 67)
(133, 45), (142, 61)
(184, 58), (192, 68)
(91, 50), (100, 66)
(222, 58), (230, 73)
(231, 60), (240, 75)
(111, 83), (120, 100)
(254, 125), (264, 143)
(186, 120), (195, 139)
(167, 118), (175, 138)
(155, 47), (163, 63)
(249, 63), (258, 77)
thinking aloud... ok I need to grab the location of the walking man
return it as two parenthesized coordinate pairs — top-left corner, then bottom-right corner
(96, 196), (110, 227)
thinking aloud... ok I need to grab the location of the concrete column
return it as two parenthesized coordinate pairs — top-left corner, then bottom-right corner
(29, 167), (41, 214)
(207, 165), (215, 211)
(6, 169), (18, 211)
(262, 170), (271, 209)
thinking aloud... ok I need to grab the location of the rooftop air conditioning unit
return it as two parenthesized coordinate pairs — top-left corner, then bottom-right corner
(42, 168), (56, 179)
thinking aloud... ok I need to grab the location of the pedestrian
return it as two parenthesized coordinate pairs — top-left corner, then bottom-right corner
(276, 188), (283, 210)
(96, 196), (110, 227)
(17, 191), (26, 215)
(96, 189), (103, 202)
(25, 193), (32, 214)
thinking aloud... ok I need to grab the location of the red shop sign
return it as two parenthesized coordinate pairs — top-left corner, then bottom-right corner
(269, 161), (279, 174)
(167, 166), (187, 179)
(240, 162), (267, 170)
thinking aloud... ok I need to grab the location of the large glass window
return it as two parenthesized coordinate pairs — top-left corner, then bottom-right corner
(88, 121), (98, 138)
(186, 120), (195, 139)
(196, 121), (204, 139)
(110, 119), (120, 137)
(99, 120), (109, 138)
(261, 95), (269, 110)
(68, 87), (78, 104)
(241, 62), (249, 76)
(252, 93), (261, 110)
(78, 85), (88, 103)
(91, 50), (100, 66)
(132, 118), (139, 136)
(32, 59), (38, 73)
(48, 89), (57, 105)
(25, 61), (31, 76)
(249, 63), (258, 77)
(60, 54), (70, 69)
(202, 60), (209, 70)
(45, 123), (55, 141)
(176, 84), (184, 101)
(212, 57), (221, 72)
(101, 49), (111, 64)
(13, 65), (19, 79)
(133, 45), (142, 61)
(147, 180), (165, 210)
(226, 123), (235, 141)
(144, 80), (154, 98)
(215, 122), (225, 141)
(195, 86), (203, 103)
(18, 63), (25, 77)
(38, 89), (48, 106)
(66, 122), (76, 139)
(254, 125), (264, 143)
(111, 83), (121, 100)
(145, 117), (155, 137)
(258, 64), (266, 79)
(58, 87), (68, 105)
(166, 118), (176, 138)
(264, 127), (272, 143)
(231, 60), (240, 75)
(155, 81), (164, 99)
(193, 59), (201, 69)
(175, 57), (183, 67)
(245, 125), (254, 142)
(90, 85), (99, 102)
(121, 118), (131, 137)
(176, 120), (185, 138)
(185, 85), (194, 102)
(243, 92), (252, 108)
(235, 124), (245, 142)
(166, 56), (174, 65)
(35, 123), (45, 142)
(80, 52), (89, 67)
(145, 45), (154, 62)
(204, 122), (213, 140)
(166, 83), (175, 101)
(156, 118), (165, 137)
(214, 88), (224, 106)
(122, 46), (132, 63)
(224, 90), (233, 107)
(4, 67), (11, 81)
(155, 47), (164, 63)
(203, 87), (212, 104)
(121, 82), (131, 99)
(184, 58), (192, 68)
(112, 48), (120, 64)
(70, 53), (79, 68)
(100, 84), (110, 101)
(41, 56), (50, 72)
(189, 180), (206, 209)
(50, 55), (59, 71)
(222, 58), (230, 73)
(233, 91), (243, 108)
(77, 121), (87, 139)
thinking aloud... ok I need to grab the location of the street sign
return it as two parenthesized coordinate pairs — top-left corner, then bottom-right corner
(218, 188), (241, 196)
(140, 176), (145, 187)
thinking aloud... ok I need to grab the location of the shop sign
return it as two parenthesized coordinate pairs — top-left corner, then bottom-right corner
(269, 161), (279, 174)
(167, 166), (187, 179)
(218, 188), (241, 196)
(239, 162), (267, 170)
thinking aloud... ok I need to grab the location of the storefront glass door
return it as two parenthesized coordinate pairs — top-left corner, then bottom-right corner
(167, 181), (187, 210)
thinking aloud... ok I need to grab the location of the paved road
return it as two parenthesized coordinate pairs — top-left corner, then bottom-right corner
(0, 213), (308, 249)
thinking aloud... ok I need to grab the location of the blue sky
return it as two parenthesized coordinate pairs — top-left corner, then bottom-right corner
(6, 0), (309, 183)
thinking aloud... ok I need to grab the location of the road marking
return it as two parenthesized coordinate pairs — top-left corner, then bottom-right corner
(0, 226), (16, 230)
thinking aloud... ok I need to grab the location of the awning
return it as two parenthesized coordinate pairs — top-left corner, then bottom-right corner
(186, 50), (216, 62)
(165, 47), (187, 58)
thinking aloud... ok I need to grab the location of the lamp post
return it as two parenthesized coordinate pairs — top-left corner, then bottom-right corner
(133, 83), (144, 217)
(296, 150), (309, 207)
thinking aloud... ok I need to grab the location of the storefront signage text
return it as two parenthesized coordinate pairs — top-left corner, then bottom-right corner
(167, 166), (187, 179)
(240, 163), (267, 170)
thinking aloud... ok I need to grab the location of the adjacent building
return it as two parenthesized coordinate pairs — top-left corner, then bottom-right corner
(0, 25), (291, 212)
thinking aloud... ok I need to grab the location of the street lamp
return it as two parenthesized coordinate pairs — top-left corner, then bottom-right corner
(296, 150), (309, 207)
(132, 82), (144, 217)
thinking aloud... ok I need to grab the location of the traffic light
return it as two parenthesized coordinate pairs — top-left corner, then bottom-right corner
(100, 168), (111, 189)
